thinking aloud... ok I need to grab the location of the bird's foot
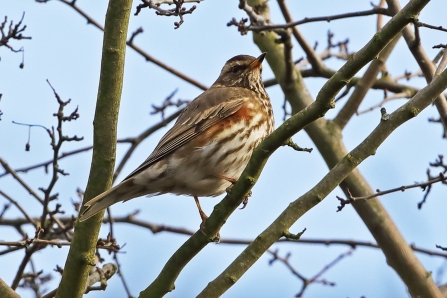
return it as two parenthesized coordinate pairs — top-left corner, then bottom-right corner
(220, 175), (252, 210)
(195, 196), (220, 242)
(240, 190), (252, 210)
(221, 174), (238, 195)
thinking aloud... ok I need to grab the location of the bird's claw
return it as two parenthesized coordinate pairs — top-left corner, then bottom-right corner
(213, 232), (221, 243)
(239, 190), (252, 209)
(222, 176), (252, 210)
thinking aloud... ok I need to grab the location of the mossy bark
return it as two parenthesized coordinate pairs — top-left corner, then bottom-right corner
(55, 0), (132, 297)
(0, 279), (19, 298)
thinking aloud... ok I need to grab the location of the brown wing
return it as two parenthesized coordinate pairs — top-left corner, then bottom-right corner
(123, 87), (248, 180)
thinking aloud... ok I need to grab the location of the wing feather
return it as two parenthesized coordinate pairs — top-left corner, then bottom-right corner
(123, 87), (248, 180)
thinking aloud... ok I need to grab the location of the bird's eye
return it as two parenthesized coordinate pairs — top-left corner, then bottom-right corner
(230, 66), (241, 73)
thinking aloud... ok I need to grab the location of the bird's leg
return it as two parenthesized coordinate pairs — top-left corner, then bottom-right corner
(219, 174), (238, 192)
(219, 174), (252, 209)
(194, 196), (208, 222)
(194, 196), (220, 242)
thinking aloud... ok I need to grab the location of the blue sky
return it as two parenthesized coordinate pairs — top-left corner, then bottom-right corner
(1, 1), (447, 297)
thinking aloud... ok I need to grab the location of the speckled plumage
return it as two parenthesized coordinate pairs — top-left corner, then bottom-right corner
(79, 53), (274, 222)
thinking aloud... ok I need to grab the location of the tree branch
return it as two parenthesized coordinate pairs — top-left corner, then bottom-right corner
(55, 0), (207, 90)
(387, 0), (447, 138)
(0, 278), (19, 298)
(333, 34), (400, 129)
(246, 7), (392, 32)
(140, 1), (433, 296)
(55, 0), (133, 297)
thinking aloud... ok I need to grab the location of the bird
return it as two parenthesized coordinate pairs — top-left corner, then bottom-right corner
(79, 53), (274, 224)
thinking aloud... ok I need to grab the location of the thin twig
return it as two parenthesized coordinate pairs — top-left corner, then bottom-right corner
(356, 90), (412, 115)
(0, 190), (36, 228)
(250, 7), (391, 32)
(336, 173), (447, 211)
(0, 12), (31, 52)
(0, 158), (69, 235)
(135, 0), (201, 29)
(3, 214), (447, 259)
(268, 249), (336, 297)
(0, 145), (94, 177)
(55, 0), (207, 90)
(276, 0), (326, 74)
(416, 21), (447, 33)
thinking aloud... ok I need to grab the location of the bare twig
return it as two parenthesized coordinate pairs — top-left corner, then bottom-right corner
(112, 248), (133, 298)
(0, 190), (36, 228)
(0, 145), (94, 177)
(0, 107), (181, 180)
(295, 249), (352, 297)
(336, 173), (447, 211)
(39, 80), (83, 230)
(1, 158), (44, 203)
(104, 208), (134, 297)
(429, 155), (447, 173)
(3, 214), (447, 259)
(11, 121), (49, 151)
(52, 0), (207, 90)
(135, 0), (202, 29)
(416, 21), (447, 33)
(418, 156), (447, 208)
(127, 27), (143, 45)
(0, 238), (121, 253)
(283, 139), (313, 153)
(150, 89), (188, 119)
(10, 245), (38, 289)
(0, 12), (31, 52)
(277, 0), (327, 74)
(234, 7), (391, 32)
(356, 90), (413, 115)
(393, 49), (444, 81)
(269, 248), (352, 297)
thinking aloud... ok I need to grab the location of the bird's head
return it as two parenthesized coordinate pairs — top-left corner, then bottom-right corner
(213, 53), (267, 91)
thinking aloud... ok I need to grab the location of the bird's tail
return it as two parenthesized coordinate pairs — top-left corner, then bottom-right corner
(78, 179), (138, 222)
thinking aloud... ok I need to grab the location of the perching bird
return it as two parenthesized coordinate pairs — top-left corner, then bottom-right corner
(79, 53), (274, 222)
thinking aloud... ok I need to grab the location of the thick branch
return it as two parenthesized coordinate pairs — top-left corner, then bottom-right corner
(55, 0), (133, 297)
(0, 278), (19, 298)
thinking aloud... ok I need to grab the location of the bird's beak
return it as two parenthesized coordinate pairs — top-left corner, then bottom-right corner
(248, 52), (267, 71)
